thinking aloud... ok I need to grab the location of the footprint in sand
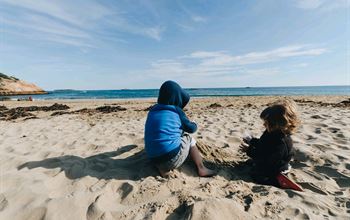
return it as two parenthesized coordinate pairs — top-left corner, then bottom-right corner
(336, 133), (346, 139)
(251, 185), (269, 196)
(306, 135), (316, 140)
(86, 195), (105, 220)
(297, 182), (328, 195)
(314, 166), (350, 188)
(314, 128), (322, 134)
(293, 149), (311, 163)
(334, 154), (347, 161)
(345, 163), (350, 170)
(310, 115), (322, 119)
(89, 180), (108, 192)
(243, 194), (253, 211)
(335, 197), (350, 214)
(327, 127), (340, 133)
(87, 189), (125, 220)
(24, 207), (47, 220)
(117, 182), (134, 200)
(303, 170), (324, 181)
(290, 160), (308, 169)
(0, 194), (8, 211)
(285, 208), (311, 220)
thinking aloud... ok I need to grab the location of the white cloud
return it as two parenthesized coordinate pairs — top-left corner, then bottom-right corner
(177, 1), (208, 25)
(0, 0), (165, 47)
(295, 63), (309, 67)
(1, 0), (112, 27)
(176, 23), (195, 32)
(1, 14), (89, 39)
(186, 51), (227, 59)
(138, 44), (327, 80)
(294, 0), (350, 10)
(106, 17), (164, 41)
(192, 45), (327, 66)
(295, 0), (323, 9)
(244, 68), (280, 76)
(191, 15), (207, 23)
(172, 1), (209, 32)
(143, 26), (164, 41)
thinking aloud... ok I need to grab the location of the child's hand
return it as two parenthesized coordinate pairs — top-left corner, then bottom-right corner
(242, 131), (252, 144)
(239, 141), (249, 153)
(242, 137), (251, 145)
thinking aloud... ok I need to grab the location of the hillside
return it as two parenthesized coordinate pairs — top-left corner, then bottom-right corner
(0, 73), (47, 96)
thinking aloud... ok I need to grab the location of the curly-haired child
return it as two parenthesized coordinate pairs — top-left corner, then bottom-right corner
(240, 99), (300, 186)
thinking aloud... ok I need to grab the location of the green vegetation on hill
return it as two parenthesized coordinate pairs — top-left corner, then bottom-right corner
(0, 73), (19, 81)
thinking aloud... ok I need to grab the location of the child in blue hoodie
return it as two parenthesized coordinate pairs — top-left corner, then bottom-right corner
(145, 81), (215, 177)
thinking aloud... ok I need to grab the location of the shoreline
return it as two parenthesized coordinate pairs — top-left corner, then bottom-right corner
(1, 94), (349, 102)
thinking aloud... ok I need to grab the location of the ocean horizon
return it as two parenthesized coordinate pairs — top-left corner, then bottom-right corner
(5, 85), (349, 100)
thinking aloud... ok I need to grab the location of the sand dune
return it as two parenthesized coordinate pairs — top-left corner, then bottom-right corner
(0, 96), (349, 219)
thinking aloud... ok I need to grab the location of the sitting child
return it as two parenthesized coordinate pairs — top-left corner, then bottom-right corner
(144, 81), (215, 177)
(240, 100), (300, 186)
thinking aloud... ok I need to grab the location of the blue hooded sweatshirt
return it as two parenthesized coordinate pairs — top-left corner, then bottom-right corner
(144, 81), (197, 163)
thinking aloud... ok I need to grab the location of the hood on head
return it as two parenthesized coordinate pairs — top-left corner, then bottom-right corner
(157, 80), (190, 108)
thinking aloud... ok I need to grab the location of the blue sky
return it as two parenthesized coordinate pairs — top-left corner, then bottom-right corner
(0, 0), (349, 90)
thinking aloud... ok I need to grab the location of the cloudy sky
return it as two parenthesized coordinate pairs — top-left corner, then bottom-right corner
(0, 0), (349, 90)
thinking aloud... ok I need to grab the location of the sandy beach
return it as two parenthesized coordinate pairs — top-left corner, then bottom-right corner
(0, 95), (349, 220)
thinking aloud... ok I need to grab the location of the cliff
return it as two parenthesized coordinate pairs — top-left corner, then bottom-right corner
(0, 73), (47, 96)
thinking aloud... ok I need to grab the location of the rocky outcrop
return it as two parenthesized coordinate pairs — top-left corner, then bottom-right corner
(0, 73), (47, 96)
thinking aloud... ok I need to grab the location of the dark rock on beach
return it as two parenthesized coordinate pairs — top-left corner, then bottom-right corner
(19, 103), (70, 112)
(96, 105), (127, 113)
(294, 98), (350, 108)
(338, 99), (350, 107)
(243, 103), (253, 108)
(0, 105), (8, 111)
(51, 105), (127, 117)
(208, 103), (222, 108)
(0, 108), (34, 120)
(0, 103), (70, 120)
(134, 105), (154, 112)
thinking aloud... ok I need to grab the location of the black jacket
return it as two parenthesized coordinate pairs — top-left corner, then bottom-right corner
(247, 130), (294, 177)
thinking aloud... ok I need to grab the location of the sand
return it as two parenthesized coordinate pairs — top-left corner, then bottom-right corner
(0, 96), (349, 219)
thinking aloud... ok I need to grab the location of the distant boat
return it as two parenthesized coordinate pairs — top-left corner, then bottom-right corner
(245, 87), (251, 89)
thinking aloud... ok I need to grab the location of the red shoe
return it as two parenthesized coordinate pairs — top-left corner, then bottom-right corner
(276, 173), (303, 191)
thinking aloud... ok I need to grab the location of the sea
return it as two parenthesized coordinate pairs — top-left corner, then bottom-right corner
(6, 85), (350, 100)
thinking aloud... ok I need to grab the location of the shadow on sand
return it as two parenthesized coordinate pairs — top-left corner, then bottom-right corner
(204, 159), (254, 183)
(18, 144), (257, 184)
(18, 144), (159, 181)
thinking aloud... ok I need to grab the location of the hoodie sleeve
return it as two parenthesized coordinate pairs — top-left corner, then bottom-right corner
(246, 131), (267, 159)
(176, 107), (197, 133)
